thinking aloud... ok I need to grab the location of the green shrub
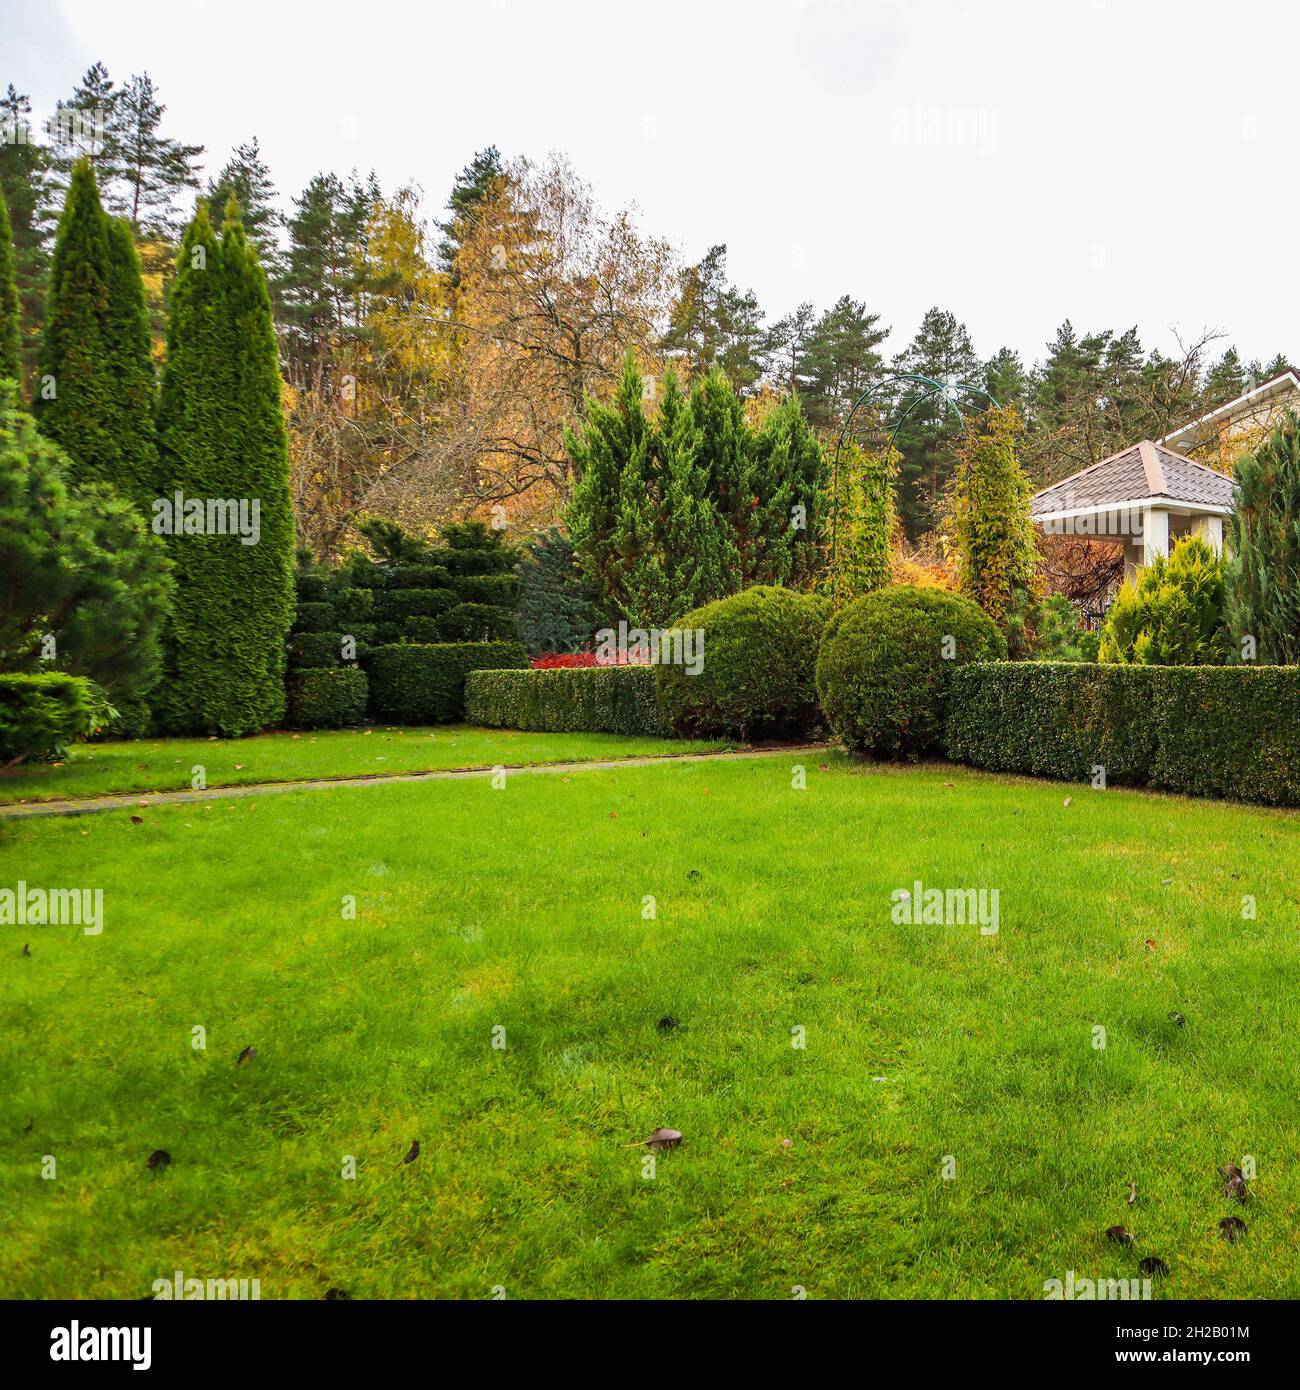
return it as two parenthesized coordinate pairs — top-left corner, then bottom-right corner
(404, 616), (442, 643)
(294, 601), (336, 634)
(287, 667), (368, 730)
(376, 587), (457, 623)
(1099, 535), (1230, 665)
(946, 663), (1300, 806)
(330, 586), (374, 624)
(0, 672), (95, 763)
(0, 383), (169, 725)
(438, 602), (518, 642)
(656, 586), (830, 739)
(389, 563), (452, 590)
(290, 631), (343, 668)
(453, 573), (519, 607)
(295, 572), (328, 604)
(816, 585), (1006, 758)
(366, 642), (528, 723)
(466, 667), (672, 736)
(516, 526), (604, 654)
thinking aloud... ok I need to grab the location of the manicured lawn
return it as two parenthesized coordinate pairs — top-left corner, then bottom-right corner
(2, 748), (1298, 1298)
(0, 725), (730, 804)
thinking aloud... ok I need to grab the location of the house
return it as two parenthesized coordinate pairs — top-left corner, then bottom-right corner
(1030, 439), (1237, 581)
(1159, 367), (1300, 469)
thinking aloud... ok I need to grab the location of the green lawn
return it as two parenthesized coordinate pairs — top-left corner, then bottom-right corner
(2, 740), (1298, 1299)
(0, 725), (729, 804)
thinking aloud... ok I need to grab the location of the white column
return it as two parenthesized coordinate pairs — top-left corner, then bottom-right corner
(1142, 506), (1170, 567)
(1191, 514), (1224, 556)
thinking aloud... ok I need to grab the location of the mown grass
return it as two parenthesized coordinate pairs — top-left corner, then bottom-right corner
(0, 725), (730, 804)
(2, 750), (1298, 1298)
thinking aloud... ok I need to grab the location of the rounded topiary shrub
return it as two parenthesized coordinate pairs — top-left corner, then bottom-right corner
(816, 585), (1006, 758)
(656, 585), (832, 739)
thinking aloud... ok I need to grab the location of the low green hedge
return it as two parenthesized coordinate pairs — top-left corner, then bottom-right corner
(287, 668), (369, 729)
(466, 667), (672, 736)
(366, 642), (529, 723)
(0, 672), (95, 763)
(946, 663), (1300, 805)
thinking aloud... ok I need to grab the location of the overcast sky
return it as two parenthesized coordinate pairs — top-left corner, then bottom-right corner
(9, 0), (1296, 370)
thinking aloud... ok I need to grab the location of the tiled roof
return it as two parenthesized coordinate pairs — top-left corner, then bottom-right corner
(1031, 441), (1238, 517)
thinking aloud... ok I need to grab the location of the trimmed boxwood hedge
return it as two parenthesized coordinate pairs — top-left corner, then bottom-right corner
(366, 642), (529, 723)
(287, 668), (369, 729)
(0, 672), (95, 763)
(466, 666), (672, 736)
(656, 586), (831, 739)
(945, 663), (1300, 806)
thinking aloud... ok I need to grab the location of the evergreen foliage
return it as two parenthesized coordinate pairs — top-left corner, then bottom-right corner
(0, 380), (169, 726)
(155, 201), (295, 735)
(0, 189), (21, 383)
(567, 353), (825, 625)
(829, 440), (898, 606)
(1226, 412), (1300, 664)
(32, 161), (158, 506)
(1099, 535), (1229, 666)
(945, 405), (1039, 627)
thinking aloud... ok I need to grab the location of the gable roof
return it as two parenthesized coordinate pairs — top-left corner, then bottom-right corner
(1159, 368), (1300, 451)
(1031, 440), (1238, 518)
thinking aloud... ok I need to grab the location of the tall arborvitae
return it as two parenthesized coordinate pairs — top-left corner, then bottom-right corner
(0, 190), (21, 383)
(155, 200), (295, 736)
(33, 160), (114, 477)
(32, 160), (157, 505)
(102, 216), (159, 506)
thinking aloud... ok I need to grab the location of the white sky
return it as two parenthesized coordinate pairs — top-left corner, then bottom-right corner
(9, 0), (1297, 369)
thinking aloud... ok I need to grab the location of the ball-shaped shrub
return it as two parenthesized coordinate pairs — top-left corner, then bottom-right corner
(816, 585), (1006, 758)
(656, 586), (832, 739)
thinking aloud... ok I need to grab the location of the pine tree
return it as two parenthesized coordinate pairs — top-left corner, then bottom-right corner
(1227, 412), (1300, 664)
(517, 527), (603, 653)
(155, 201), (295, 735)
(984, 347), (1028, 411)
(0, 85), (55, 382)
(114, 73), (204, 237)
(438, 145), (505, 274)
(797, 294), (889, 429)
(890, 307), (982, 537)
(33, 161), (157, 506)
(282, 171), (373, 388)
(206, 138), (284, 285)
(46, 63), (123, 187)
(0, 190), (21, 383)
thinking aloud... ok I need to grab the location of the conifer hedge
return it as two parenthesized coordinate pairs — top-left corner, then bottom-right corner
(945, 663), (1300, 806)
(466, 666), (670, 735)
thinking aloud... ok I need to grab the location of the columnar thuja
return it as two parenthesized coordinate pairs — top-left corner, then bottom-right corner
(154, 198), (295, 736)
